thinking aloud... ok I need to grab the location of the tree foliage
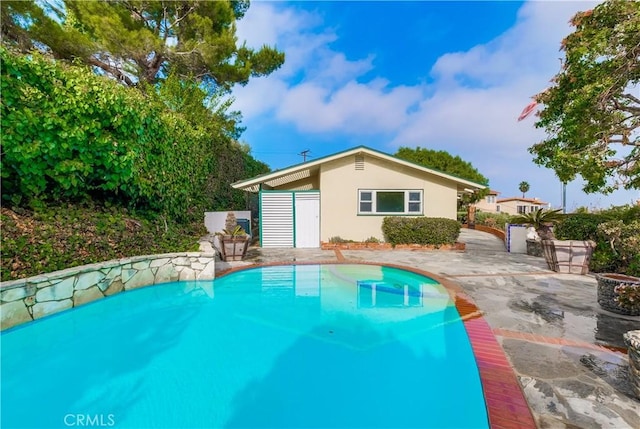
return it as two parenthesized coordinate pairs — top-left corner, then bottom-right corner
(0, 47), (268, 220)
(0, 0), (284, 90)
(530, 0), (640, 193)
(394, 146), (489, 203)
(519, 181), (530, 198)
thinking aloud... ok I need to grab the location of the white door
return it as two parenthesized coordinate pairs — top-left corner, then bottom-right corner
(294, 192), (320, 248)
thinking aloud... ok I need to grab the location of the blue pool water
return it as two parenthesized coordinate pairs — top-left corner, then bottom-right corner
(1, 264), (488, 428)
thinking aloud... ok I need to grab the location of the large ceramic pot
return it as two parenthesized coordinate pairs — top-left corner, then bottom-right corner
(596, 273), (640, 316)
(541, 240), (595, 274)
(219, 236), (249, 261)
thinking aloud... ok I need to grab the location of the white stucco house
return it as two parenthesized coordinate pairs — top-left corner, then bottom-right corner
(231, 146), (486, 248)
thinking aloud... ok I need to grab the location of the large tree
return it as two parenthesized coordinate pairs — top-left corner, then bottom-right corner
(394, 146), (489, 204)
(528, 0), (639, 193)
(519, 181), (530, 198)
(0, 0), (284, 90)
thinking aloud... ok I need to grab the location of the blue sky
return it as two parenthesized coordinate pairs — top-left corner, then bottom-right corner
(232, 0), (639, 211)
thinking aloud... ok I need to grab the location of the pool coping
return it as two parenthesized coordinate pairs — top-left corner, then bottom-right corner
(217, 260), (537, 429)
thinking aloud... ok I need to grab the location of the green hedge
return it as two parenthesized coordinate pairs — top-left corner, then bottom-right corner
(0, 47), (268, 221)
(555, 207), (640, 276)
(554, 213), (608, 241)
(382, 217), (460, 246)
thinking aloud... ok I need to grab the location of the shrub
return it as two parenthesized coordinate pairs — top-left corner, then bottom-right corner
(597, 220), (640, 277)
(555, 213), (608, 241)
(475, 212), (513, 231)
(1, 204), (205, 281)
(382, 217), (460, 246)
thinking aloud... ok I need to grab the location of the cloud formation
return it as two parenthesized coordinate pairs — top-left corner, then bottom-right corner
(233, 1), (638, 209)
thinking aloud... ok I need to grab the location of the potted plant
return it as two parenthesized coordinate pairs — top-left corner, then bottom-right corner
(595, 220), (640, 315)
(217, 212), (250, 262)
(511, 208), (595, 274)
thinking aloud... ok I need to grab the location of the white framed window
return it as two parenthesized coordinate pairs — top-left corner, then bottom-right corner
(358, 189), (423, 215)
(486, 195), (496, 204)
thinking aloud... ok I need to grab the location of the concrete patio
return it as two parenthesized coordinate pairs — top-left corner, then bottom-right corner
(233, 229), (640, 428)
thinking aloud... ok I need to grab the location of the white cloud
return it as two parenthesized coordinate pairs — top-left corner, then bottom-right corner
(277, 80), (422, 134)
(233, 0), (639, 208)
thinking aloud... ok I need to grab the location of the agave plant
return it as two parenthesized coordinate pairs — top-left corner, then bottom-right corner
(511, 208), (565, 240)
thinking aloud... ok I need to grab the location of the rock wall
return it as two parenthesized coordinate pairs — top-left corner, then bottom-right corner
(624, 330), (640, 399)
(0, 252), (216, 331)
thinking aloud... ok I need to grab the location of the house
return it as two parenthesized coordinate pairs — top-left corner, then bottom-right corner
(474, 190), (500, 213)
(231, 146), (486, 248)
(496, 197), (550, 216)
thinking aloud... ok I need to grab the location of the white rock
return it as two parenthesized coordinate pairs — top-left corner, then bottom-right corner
(125, 269), (155, 290)
(32, 299), (73, 319)
(180, 268), (196, 281)
(75, 271), (105, 290)
(36, 280), (74, 302)
(150, 258), (170, 268)
(1, 301), (33, 329)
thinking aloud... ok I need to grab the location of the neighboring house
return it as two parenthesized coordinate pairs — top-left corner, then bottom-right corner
(231, 146), (486, 248)
(496, 197), (550, 216)
(474, 190), (500, 213)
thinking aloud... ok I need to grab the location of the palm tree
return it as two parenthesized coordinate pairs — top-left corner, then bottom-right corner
(519, 181), (530, 198)
(511, 208), (564, 240)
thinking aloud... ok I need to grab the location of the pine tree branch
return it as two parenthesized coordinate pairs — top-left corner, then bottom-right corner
(88, 57), (135, 86)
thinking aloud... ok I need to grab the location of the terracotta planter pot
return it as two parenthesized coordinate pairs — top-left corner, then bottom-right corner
(541, 240), (595, 274)
(220, 236), (249, 261)
(596, 273), (640, 316)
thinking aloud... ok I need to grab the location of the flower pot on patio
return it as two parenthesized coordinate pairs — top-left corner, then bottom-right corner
(219, 236), (249, 261)
(541, 240), (595, 274)
(526, 239), (543, 257)
(596, 274), (640, 316)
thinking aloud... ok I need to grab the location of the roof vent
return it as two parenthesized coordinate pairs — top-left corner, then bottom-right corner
(355, 155), (365, 170)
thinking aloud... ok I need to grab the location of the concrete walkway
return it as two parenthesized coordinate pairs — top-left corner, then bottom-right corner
(238, 229), (640, 428)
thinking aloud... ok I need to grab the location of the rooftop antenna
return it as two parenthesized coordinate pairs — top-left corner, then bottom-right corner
(300, 149), (311, 162)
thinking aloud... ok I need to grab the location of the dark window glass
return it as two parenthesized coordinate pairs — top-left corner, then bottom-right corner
(377, 192), (404, 212)
(408, 202), (421, 212)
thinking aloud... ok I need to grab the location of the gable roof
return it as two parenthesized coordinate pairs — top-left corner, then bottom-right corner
(232, 145), (488, 193)
(497, 197), (549, 205)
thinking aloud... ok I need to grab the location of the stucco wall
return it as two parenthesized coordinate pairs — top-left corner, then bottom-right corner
(0, 252), (216, 331)
(319, 154), (458, 241)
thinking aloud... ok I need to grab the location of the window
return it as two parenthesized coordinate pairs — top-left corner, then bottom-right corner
(517, 205), (526, 214)
(486, 195), (496, 204)
(358, 190), (423, 215)
(496, 205), (500, 212)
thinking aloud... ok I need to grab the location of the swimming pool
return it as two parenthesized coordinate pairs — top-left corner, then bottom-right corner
(1, 264), (489, 428)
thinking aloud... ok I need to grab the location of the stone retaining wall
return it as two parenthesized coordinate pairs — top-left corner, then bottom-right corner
(0, 252), (216, 331)
(624, 330), (640, 399)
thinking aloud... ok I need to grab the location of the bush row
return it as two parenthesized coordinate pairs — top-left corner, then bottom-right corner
(382, 217), (460, 246)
